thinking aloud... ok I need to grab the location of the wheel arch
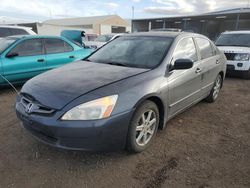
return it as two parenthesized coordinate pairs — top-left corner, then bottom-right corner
(133, 94), (166, 130)
(219, 71), (224, 88)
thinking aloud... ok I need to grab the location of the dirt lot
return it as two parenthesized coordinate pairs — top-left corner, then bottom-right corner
(0, 78), (249, 188)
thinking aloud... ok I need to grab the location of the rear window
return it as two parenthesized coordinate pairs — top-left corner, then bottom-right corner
(44, 38), (73, 54)
(10, 28), (29, 35)
(216, 34), (250, 47)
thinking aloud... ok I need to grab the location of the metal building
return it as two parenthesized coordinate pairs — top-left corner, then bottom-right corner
(18, 15), (131, 36)
(132, 8), (250, 40)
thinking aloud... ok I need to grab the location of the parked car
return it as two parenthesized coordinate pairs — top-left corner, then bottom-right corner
(82, 33), (98, 42)
(0, 35), (92, 86)
(16, 32), (226, 153)
(216, 30), (250, 79)
(150, 28), (182, 32)
(0, 25), (36, 38)
(84, 33), (123, 49)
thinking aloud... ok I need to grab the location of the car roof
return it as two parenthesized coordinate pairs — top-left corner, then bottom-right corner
(123, 31), (205, 39)
(222, 30), (250, 34)
(0, 25), (32, 30)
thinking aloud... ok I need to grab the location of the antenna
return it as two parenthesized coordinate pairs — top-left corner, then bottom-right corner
(0, 74), (20, 96)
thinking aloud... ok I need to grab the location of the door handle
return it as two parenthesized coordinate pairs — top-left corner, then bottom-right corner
(195, 68), (202, 74)
(216, 60), (220, 64)
(37, 59), (45, 62)
(69, 56), (75, 58)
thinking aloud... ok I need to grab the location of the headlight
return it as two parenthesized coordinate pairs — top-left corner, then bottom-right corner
(61, 95), (118, 120)
(234, 53), (250, 61)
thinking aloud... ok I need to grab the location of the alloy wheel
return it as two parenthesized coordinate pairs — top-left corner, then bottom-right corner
(135, 110), (157, 146)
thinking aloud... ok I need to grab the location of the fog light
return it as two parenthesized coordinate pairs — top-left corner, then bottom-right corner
(237, 63), (243, 67)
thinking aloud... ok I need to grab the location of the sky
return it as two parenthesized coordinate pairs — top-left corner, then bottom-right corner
(0, 0), (249, 21)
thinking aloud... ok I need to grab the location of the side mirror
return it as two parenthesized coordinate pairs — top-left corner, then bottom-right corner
(173, 59), (194, 70)
(6, 52), (19, 58)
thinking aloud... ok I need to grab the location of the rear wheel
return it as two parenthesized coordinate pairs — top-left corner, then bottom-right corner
(205, 74), (222, 103)
(126, 101), (159, 153)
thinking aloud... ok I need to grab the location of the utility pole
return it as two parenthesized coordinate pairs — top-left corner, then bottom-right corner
(132, 6), (135, 19)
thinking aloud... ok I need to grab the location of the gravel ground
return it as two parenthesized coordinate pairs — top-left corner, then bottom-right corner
(0, 78), (249, 188)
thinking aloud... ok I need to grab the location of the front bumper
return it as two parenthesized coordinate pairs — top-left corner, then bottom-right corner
(16, 102), (134, 151)
(226, 64), (250, 76)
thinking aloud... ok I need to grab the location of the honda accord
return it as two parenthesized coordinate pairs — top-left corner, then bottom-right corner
(16, 32), (226, 152)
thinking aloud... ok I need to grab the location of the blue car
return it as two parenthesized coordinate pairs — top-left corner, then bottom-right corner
(0, 35), (92, 86)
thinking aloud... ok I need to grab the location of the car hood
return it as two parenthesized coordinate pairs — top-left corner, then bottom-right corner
(21, 61), (149, 110)
(217, 46), (250, 53)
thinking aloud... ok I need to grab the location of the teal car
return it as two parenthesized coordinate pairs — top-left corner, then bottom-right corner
(0, 35), (92, 86)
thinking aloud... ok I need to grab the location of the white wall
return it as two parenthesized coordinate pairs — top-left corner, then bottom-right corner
(100, 24), (111, 35)
(37, 23), (93, 36)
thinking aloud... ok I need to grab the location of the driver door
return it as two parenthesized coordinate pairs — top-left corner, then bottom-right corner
(2, 38), (46, 83)
(167, 37), (203, 117)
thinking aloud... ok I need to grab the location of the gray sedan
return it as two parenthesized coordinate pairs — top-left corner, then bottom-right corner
(16, 32), (226, 153)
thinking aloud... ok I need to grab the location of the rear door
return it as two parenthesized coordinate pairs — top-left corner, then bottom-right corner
(2, 38), (46, 83)
(43, 38), (77, 70)
(195, 38), (221, 96)
(168, 37), (203, 117)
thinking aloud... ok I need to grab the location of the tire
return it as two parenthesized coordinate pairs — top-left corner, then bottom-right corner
(205, 74), (223, 103)
(126, 100), (159, 153)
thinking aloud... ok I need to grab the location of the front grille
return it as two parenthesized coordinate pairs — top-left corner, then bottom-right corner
(227, 65), (235, 70)
(224, 53), (236, 61)
(20, 95), (55, 115)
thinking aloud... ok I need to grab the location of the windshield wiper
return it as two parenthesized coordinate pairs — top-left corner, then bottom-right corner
(106, 62), (127, 67)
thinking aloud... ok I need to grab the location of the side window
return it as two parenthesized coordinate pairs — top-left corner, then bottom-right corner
(196, 38), (213, 59)
(210, 42), (219, 56)
(44, 38), (73, 54)
(0, 28), (12, 37)
(10, 28), (29, 35)
(173, 38), (198, 62)
(10, 39), (43, 56)
(64, 41), (74, 52)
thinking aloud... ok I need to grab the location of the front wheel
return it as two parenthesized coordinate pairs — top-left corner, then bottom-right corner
(126, 101), (159, 153)
(205, 74), (223, 103)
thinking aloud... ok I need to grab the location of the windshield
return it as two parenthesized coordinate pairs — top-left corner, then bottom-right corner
(87, 36), (174, 69)
(0, 38), (16, 53)
(216, 34), (250, 47)
(95, 35), (113, 42)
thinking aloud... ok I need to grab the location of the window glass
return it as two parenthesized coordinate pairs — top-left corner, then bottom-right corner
(173, 38), (198, 62)
(210, 43), (219, 56)
(196, 38), (213, 59)
(64, 41), (73, 52)
(0, 28), (12, 37)
(88, 36), (174, 69)
(10, 39), (43, 56)
(10, 28), (29, 35)
(45, 38), (73, 54)
(0, 38), (16, 53)
(215, 34), (250, 47)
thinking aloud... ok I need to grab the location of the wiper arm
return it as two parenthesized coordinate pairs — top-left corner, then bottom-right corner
(106, 62), (126, 67)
